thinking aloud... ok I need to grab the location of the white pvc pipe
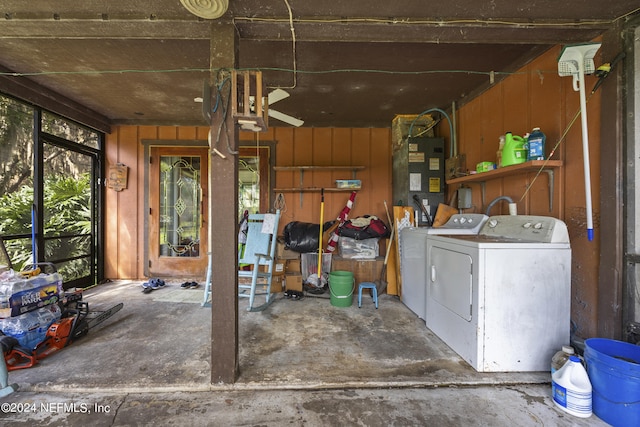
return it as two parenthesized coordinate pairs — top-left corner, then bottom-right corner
(577, 59), (594, 241)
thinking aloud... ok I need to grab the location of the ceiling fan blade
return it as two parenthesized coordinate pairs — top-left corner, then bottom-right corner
(268, 88), (290, 105)
(268, 109), (304, 127)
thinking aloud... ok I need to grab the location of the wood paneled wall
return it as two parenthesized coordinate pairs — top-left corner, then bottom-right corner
(104, 46), (605, 338)
(247, 127), (393, 231)
(441, 45), (603, 337)
(104, 126), (391, 280)
(105, 126), (210, 279)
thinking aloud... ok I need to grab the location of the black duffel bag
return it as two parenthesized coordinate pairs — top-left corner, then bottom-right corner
(338, 215), (390, 240)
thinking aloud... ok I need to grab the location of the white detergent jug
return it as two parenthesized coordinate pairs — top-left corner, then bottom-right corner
(552, 355), (592, 418)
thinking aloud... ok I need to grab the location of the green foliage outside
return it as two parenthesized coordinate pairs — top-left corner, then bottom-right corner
(0, 174), (92, 276)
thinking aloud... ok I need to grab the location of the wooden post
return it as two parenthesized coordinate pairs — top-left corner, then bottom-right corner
(209, 20), (239, 384)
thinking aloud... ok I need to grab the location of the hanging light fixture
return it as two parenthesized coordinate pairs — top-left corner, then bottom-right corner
(180, 0), (229, 20)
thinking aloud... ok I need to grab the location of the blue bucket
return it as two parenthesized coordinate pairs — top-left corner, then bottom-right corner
(584, 338), (640, 427)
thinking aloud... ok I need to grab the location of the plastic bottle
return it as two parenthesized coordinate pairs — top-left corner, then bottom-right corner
(551, 345), (575, 374)
(527, 127), (546, 161)
(0, 304), (61, 349)
(552, 355), (592, 418)
(496, 135), (505, 168)
(0, 274), (27, 319)
(502, 132), (527, 167)
(0, 271), (62, 318)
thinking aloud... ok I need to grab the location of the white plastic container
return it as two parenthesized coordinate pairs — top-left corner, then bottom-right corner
(551, 345), (575, 374)
(552, 355), (592, 418)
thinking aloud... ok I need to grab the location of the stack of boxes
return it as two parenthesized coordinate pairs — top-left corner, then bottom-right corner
(276, 238), (303, 292)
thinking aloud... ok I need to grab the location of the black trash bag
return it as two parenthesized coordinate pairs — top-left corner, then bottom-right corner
(283, 220), (336, 253)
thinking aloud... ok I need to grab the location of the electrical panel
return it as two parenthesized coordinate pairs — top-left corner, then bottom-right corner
(392, 137), (445, 226)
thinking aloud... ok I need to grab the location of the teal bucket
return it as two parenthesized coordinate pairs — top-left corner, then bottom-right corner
(584, 338), (640, 427)
(329, 271), (354, 307)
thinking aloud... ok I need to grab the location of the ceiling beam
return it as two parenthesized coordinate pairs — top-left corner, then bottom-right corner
(234, 21), (609, 45)
(0, 20), (211, 39)
(0, 18), (608, 44)
(0, 65), (111, 132)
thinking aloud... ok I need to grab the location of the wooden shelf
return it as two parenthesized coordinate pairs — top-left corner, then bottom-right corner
(274, 165), (365, 205)
(274, 187), (360, 192)
(446, 160), (562, 185)
(446, 160), (563, 212)
(274, 166), (365, 172)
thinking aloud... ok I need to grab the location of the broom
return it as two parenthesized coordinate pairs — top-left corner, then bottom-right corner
(317, 188), (325, 288)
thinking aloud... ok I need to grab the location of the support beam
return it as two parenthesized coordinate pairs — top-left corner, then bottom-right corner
(597, 21), (625, 339)
(209, 19), (239, 384)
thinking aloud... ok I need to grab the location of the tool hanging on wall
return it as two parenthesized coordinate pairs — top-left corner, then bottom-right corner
(591, 51), (626, 95)
(558, 42), (601, 241)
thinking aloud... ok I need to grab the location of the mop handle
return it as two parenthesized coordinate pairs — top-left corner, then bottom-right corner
(317, 189), (325, 281)
(577, 60), (594, 241)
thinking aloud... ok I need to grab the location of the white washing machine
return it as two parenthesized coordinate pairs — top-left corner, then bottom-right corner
(425, 215), (571, 372)
(400, 213), (488, 321)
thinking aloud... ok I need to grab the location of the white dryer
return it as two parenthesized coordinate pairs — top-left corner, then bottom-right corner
(425, 215), (571, 372)
(400, 213), (488, 321)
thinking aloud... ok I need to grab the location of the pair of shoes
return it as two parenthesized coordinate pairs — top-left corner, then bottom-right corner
(284, 290), (303, 300)
(180, 281), (199, 289)
(149, 278), (166, 289)
(141, 278), (166, 293)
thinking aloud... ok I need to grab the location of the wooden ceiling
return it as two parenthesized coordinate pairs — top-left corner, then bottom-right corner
(0, 1), (638, 130)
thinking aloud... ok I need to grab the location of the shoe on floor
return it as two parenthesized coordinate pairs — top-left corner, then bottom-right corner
(189, 282), (199, 289)
(149, 278), (166, 289)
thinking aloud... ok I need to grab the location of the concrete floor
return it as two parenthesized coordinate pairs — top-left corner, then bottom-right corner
(1, 280), (608, 426)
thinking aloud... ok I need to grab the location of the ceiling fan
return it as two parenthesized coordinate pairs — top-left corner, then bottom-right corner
(251, 88), (304, 128)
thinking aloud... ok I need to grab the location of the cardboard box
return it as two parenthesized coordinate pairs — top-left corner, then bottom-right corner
(258, 262), (285, 276)
(271, 275), (284, 293)
(276, 239), (300, 260)
(273, 261), (285, 276)
(285, 259), (301, 273)
(285, 274), (303, 292)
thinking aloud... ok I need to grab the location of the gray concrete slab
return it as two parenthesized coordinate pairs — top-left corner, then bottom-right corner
(0, 280), (608, 425)
(0, 385), (607, 426)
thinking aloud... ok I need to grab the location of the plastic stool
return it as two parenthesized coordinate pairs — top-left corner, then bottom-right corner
(358, 282), (378, 309)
